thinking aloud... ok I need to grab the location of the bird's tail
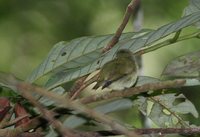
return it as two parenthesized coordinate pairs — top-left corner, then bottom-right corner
(102, 80), (112, 89)
(93, 80), (112, 90)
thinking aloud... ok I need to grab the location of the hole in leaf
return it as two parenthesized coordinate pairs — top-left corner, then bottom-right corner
(173, 97), (186, 106)
(61, 52), (67, 56)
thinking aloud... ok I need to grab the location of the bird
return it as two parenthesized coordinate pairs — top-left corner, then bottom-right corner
(93, 49), (138, 90)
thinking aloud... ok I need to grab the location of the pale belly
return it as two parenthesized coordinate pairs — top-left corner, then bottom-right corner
(108, 71), (137, 90)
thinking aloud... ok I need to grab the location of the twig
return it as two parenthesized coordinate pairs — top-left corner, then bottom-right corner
(80, 79), (186, 104)
(14, 132), (45, 137)
(18, 85), (78, 137)
(1, 115), (29, 128)
(0, 116), (43, 137)
(170, 30), (181, 43)
(102, 0), (140, 52)
(0, 109), (13, 128)
(78, 127), (200, 136)
(135, 31), (200, 56)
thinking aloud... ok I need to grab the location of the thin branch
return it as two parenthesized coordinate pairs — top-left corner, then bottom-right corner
(14, 132), (45, 137)
(170, 30), (181, 43)
(1, 114), (29, 128)
(135, 31), (200, 55)
(80, 127), (200, 136)
(0, 109), (13, 128)
(0, 116), (43, 137)
(80, 79), (186, 104)
(102, 0), (140, 52)
(135, 127), (200, 135)
(18, 87), (78, 137)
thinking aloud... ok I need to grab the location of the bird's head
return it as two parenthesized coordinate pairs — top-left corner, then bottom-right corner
(116, 49), (133, 58)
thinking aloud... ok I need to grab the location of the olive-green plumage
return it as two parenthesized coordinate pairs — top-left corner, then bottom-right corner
(93, 49), (138, 90)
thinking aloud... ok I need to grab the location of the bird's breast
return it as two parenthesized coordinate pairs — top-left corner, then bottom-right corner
(108, 71), (137, 90)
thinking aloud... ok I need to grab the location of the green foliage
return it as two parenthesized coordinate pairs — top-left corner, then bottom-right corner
(0, 1), (200, 136)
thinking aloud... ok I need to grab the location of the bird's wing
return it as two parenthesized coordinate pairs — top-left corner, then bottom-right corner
(106, 59), (134, 81)
(93, 59), (119, 89)
(93, 58), (136, 89)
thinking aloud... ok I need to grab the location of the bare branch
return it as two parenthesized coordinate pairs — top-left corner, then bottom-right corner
(102, 0), (140, 52)
(18, 86), (78, 137)
(135, 31), (200, 56)
(14, 132), (45, 137)
(79, 127), (200, 136)
(0, 116), (42, 137)
(0, 109), (13, 128)
(2, 114), (29, 128)
(80, 79), (186, 104)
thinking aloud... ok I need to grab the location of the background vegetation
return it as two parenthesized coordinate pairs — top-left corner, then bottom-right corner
(0, 0), (200, 136)
(1, 0), (196, 79)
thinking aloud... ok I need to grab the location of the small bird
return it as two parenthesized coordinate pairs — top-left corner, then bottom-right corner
(93, 49), (138, 90)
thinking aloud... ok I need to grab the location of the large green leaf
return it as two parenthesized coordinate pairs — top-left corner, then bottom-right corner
(183, 0), (200, 28)
(162, 50), (200, 77)
(133, 93), (198, 128)
(27, 31), (149, 83)
(46, 11), (200, 89)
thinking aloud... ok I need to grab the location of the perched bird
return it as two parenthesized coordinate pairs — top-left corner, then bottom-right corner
(93, 49), (138, 90)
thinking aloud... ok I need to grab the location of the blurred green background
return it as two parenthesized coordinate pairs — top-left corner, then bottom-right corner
(1, 0), (196, 79)
(1, 0), (200, 132)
